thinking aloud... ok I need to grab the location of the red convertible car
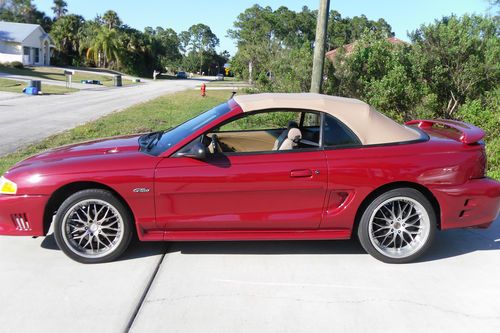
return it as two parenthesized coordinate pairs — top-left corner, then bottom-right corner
(1, 93), (499, 264)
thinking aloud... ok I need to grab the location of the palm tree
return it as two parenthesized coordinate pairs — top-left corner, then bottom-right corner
(85, 27), (121, 68)
(102, 10), (122, 30)
(9, 0), (36, 21)
(51, 0), (68, 19)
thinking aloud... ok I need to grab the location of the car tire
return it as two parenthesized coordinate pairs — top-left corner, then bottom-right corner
(357, 188), (436, 264)
(53, 189), (133, 264)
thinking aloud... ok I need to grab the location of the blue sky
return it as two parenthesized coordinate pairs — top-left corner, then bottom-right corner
(35, 0), (492, 55)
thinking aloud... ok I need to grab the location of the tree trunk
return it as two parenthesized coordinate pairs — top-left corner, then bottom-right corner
(310, 0), (330, 93)
(446, 91), (459, 117)
(199, 51), (203, 75)
(248, 60), (253, 84)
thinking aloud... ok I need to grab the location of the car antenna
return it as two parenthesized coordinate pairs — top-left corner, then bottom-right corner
(230, 90), (237, 99)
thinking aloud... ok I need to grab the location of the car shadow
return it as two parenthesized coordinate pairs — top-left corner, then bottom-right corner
(420, 226), (500, 262)
(166, 239), (366, 256)
(164, 218), (500, 263)
(41, 233), (166, 261)
(41, 219), (499, 263)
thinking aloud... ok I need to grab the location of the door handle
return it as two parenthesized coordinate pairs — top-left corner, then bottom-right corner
(290, 169), (313, 178)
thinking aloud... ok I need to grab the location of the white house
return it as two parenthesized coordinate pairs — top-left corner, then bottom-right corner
(0, 21), (54, 66)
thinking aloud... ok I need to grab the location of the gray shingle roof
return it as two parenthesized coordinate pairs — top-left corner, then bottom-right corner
(0, 21), (44, 43)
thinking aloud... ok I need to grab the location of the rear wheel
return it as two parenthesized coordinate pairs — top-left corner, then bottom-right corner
(357, 188), (436, 264)
(53, 189), (133, 264)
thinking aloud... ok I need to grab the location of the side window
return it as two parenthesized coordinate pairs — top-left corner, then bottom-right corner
(218, 111), (299, 132)
(323, 114), (361, 147)
(199, 110), (320, 154)
(303, 113), (320, 127)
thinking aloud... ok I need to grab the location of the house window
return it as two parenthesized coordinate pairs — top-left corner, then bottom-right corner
(34, 48), (39, 63)
(23, 47), (30, 56)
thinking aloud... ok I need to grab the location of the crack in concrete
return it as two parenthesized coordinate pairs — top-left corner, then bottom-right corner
(124, 243), (169, 333)
(145, 293), (500, 321)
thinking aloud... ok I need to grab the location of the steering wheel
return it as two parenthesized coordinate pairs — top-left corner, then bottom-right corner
(211, 134), (223, 154)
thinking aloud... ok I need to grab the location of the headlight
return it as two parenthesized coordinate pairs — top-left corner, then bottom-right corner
(0, 176), (17, 195)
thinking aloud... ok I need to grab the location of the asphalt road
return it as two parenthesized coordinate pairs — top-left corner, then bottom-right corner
(0, 78), (205, 156)
(0, 216), (498, 333)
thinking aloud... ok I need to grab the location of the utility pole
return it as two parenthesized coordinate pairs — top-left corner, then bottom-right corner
(310, 0), (330, 93)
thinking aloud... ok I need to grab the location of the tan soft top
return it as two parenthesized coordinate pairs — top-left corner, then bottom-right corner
(233, 93), (421, 145)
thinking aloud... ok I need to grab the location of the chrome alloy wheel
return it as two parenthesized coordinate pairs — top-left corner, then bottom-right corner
(61, 199), (125, 259)
(368, 196), (431, 259)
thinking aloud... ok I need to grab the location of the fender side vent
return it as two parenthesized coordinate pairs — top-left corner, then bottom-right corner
(11, 213), (31, 231)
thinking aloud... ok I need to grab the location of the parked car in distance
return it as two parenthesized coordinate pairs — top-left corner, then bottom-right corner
(176, 71), (187, 79)
(1, 93), (499, 264)
(215, 74), (224, 81)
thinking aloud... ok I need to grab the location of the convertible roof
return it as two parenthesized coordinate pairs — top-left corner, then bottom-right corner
(233, 93), (421, 145)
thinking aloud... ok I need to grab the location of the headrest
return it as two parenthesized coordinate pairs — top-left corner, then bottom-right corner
(288, 128), (302, 142)
(287, 120), (299, 129)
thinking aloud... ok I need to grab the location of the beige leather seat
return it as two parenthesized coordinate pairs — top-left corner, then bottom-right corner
(278, 128), (302, 150)
(273, 121), (299, 150)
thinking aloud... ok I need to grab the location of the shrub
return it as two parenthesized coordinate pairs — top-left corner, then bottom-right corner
(10, 61), (24, 69)
(456, 90), (499, 179)
(456, 91), (499, 138)
(1, 61), (24, 69)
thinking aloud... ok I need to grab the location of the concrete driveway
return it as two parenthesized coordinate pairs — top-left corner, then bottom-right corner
(0, 216), (498, 333)
(0, 78), (205, 156)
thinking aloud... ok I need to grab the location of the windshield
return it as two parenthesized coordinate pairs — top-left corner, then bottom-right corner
(141, 102), (231, 156)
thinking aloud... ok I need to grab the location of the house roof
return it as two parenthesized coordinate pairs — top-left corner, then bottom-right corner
(233, 93), (421, 145)
(326, 37), (407, 61)
(0, 21), (51, 43)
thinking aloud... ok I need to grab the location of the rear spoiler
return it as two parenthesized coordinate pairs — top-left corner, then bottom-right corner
(405, 119), (485, 144)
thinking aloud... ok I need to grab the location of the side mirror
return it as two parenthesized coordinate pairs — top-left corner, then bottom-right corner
(175, 142), (207, 159)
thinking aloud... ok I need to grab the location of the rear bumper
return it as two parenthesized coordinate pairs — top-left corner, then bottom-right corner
(431, 178), (500, 230)
(0, 194), (48, 236)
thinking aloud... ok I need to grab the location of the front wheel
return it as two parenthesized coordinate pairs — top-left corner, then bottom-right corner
(53, 189), (133, 264)
(357, 188), (436, 264)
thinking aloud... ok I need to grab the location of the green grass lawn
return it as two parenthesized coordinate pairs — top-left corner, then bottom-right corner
(39, 85), (79, 95)
(0, 78), (24, 93)
(0, 90), (231, 174)
(0, 78), (78, 95)
(0, 65), (138, 87)
(206, 80), (249, 86)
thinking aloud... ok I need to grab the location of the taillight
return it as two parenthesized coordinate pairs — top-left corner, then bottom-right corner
(470, 144), (487, 179)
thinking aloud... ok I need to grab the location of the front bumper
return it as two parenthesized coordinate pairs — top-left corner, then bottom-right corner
(0, 194), (48, 236)
(432, 178), (500, 230)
